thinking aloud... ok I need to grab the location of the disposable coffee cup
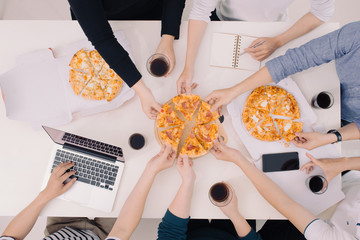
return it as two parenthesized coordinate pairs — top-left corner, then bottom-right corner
(306, 175), (328, 194)
(311, 91), (334, 109)
(209, 182), (233, 207)
(129, 133), (145, 150)
(146, 53), (170, 77)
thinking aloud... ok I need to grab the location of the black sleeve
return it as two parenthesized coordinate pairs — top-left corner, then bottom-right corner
(68, 0), (142, 88)
(161, 0), (185, 39)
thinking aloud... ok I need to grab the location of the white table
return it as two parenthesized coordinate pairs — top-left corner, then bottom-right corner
(0, 21), (340, 219)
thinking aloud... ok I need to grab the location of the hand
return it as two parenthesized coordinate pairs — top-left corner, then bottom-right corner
(147, 144), (176, 175)
(210, 138), (242, 163)
(219, 184), (239, 219)
(133, 80), (162, 120)
(177, 69), (198, 95)
(176, 155), (196, 184)
(205, 88), (236, 114)
(301, 153), (346, 182)
(41, 162), (77, 201)
(155, 35), (176, 75)
(292, 132), (335, 150)
(245, 37), (282, 61)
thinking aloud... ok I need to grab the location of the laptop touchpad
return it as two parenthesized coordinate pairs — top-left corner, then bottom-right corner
(64, 181), (92, 205)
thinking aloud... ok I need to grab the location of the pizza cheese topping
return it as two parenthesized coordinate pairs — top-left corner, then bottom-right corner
(243, 85), (303, 142)
(69, 48), (123, 101)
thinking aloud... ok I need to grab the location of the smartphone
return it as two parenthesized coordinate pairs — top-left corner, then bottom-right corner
(262, 152), (299, 172)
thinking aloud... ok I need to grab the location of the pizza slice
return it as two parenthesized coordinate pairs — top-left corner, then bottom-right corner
(193, 124), (218, 151)
(275, 119), (303, 142)
(242, 106), (268, 131)
(104, 79), (123, 102)
(69, 69), (93, 95)
(245, 86), (270, 112)
(272, 93), (300, 119)
(196, 101), (220, 125)
(98, 62), (121, 81)
(89, 50), (106, 75)
(251, 116), (281, 141)
(180, 131), (207, 157)
(265, 85), (288, 110)
(81, 77), (105, 100)
(69, 49), (93, 73)
(157, 103), (184, 128)
(172, 94), (201, 121)
(159, 125), (184, 150)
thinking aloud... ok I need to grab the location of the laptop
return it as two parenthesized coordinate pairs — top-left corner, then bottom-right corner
(41, 126), (125, 212)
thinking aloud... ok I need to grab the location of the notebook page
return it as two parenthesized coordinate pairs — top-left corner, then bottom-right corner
(210, 33), (238, 68)
(235, 35), (261, 71)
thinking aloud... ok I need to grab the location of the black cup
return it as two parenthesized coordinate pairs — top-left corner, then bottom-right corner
(129, 133), (145, 150)
(311, 91), (334, 109)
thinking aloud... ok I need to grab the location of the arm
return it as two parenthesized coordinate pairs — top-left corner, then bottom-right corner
(293, 122), (360, 150)
(246, 0), (335, 61)
(2, 162), (76, 239)
(177, 0), (219, 94)
(158, 155), (195, 239)
(210, 140), (316, 233)
(107, 144), (176, 240)
(206, 22), (360, 111)
(302, 153), (360, 182)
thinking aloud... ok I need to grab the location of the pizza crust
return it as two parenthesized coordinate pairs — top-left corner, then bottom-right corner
(172, 94), (201, 121)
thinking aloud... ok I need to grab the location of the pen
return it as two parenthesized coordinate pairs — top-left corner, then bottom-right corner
(238, 40), (266, 57)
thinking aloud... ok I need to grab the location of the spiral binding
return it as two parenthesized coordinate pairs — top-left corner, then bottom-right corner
(232, 36), (240, 68)
(235, 37), (241, 68)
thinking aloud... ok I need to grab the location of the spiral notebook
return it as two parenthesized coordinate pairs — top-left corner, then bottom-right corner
(210, 33), (261, 71)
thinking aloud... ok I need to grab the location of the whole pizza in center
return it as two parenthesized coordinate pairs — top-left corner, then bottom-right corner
(156, 94), (225, 158)
(69, 48), (123, 102)
(243, 86), (303, 142)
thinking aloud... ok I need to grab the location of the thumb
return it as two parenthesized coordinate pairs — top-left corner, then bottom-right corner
(204, 91), (216, 103)
(306, 153), (321, 166)
(153, 102), (162, 112)
(249, 38), (265, 48)
(210, 101), (222, 113)
(62, 177), (77, 193)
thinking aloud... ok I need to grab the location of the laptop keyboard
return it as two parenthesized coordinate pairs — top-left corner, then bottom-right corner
(51, 149), (120, 191)
(62, 133), (123, 157)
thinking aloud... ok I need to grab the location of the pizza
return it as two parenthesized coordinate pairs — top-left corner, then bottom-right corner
(172, 94), (201, 121)
(242, 106), (268, 131)
(180, 131), (207, 157)
(69, 69), (93, 95)
(69, 48), (123, 101)
(193, 124), (218, 151)
(275, 119), (303, 142)
(196, 101), (220, 125)
(266, 86), (288, 110)
(251, 116), (282, 141)
(272, 93), (300, 119)
(159, 125), (184, 150)
(245, 86), (270, 112)
(157, 103), (184, 128)
(243, 85), (303, 142)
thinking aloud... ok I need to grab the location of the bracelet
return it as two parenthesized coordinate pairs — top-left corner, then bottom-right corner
(327, 129), (342, 143)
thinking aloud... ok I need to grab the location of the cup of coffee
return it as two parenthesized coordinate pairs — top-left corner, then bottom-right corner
(311, 91), (334, 109)
(146, 53), (170, 77)
(129, 133), (145, 150)
(209, 182), (233, 207)
(306, 175), (328, 194)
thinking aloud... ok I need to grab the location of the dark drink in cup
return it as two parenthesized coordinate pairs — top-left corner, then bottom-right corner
(129, 133), (145, 150)
(209, 182), (233, 207)
(306, 175), (328, 194)
(146, 53), (170, 77)
(312, 91), (334, 109)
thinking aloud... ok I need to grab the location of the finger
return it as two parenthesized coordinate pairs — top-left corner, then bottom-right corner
(185, 85), (192, 95)
(191, 83), (198, 90)
(177, 81), (182, 95)
(153, 102), (162, 113)
(163, 143), (172, 157)
(249, 38), (265, 48)
(60, 170), (77, 182)
(204, 92), (216, 102)
(218, 107), (223, 116)
(56, 162), (74, 177)
(159, 143), (166, 154)
(62, 177), (77, 193)
(210, 101), (222, 113)
(300, 161), (315, 171)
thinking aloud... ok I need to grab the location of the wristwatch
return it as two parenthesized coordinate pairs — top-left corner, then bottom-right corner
(327, 129), (342, 143)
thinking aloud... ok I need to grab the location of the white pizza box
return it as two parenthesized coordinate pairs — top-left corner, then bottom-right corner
(227, 77), (318, 160)
(0, 31), (135, 129)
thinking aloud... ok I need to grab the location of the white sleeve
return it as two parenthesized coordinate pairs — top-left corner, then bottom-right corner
(304, 219), (356, 240)
(188, 0), (219, 23)
(310, 0), (335, 22)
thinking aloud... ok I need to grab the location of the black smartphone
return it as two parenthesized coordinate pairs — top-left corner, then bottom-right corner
(262, 152), (299, 172)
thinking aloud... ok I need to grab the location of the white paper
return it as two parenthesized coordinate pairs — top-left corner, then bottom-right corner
(0, 31), (135, 129)
(227, 77), (318, 160)
(210, 32), (238, 68)
(236, 36), (261, 71)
